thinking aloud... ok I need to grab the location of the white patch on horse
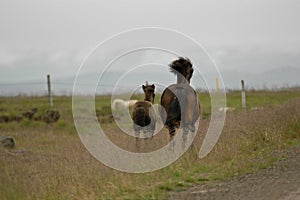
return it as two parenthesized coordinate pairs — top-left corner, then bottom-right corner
(112, 99), (138, 111)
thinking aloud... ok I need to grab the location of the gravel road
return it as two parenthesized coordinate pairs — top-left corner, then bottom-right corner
(169, 145), (300, 200)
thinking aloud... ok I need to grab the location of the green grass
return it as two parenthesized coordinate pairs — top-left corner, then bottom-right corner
(0, 89), (300, 199)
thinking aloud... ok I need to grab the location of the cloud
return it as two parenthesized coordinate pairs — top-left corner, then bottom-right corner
(0, 0), (299, 95)
(0, 49), (19, 67)
(210, 45), (300, 72)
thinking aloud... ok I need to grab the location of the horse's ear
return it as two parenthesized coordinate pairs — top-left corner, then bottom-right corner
(151, 84), (155, 89)
(142, 85), (146, 91)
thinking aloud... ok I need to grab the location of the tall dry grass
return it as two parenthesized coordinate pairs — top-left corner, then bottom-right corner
(0, 96), (300, 199)
(194, 98), (300, 176)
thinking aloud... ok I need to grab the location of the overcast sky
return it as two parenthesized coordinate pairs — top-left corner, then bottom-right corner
(0, 0), (299, 94)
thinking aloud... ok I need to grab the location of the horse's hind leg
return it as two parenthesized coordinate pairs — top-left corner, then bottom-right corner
(135, 134), (141, 150)
(144, 123), (155, 139)
(182, 126), (189, 150)
(189, 124), (195, 133)
(167, 124), (176, 151)
(167, 122), (176, 137)
(188, 124), (196, 151)
(169, 135), (175, 151)
(134, 126), (141, 150)
(143, 128), (154, 151)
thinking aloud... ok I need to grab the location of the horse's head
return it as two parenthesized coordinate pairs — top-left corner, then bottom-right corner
(169, 57), (194, 84)
(142, 84), (155, 103)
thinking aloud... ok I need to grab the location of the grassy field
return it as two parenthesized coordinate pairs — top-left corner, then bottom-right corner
(0, 90), (300, 199)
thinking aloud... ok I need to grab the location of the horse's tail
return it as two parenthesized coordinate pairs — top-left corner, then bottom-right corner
(168, 95), (181, 120)
(169, 57), (194, 83)
(164, 87), (186, 124)
(174, 87), (187, 114)
(133, 107), (148, 127)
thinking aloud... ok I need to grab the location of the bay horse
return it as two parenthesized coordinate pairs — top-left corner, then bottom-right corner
(159, 57), (200, 147)
(132, 83), (156, 147)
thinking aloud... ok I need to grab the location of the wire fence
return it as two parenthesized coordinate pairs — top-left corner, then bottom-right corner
(0, 79), (299, 97)
(0, 80), (159, 96)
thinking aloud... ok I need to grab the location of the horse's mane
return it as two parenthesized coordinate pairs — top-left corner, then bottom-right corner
(169, 57), (194, 83)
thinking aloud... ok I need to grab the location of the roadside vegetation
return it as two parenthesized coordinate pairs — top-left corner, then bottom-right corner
(0, 89), (300, 199)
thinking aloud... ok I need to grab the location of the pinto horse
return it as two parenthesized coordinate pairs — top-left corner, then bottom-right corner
(159, 57), (200, 146)
(132, 83), (156, 147)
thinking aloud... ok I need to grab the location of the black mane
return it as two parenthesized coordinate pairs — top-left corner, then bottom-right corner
(169, 57), (194, 83)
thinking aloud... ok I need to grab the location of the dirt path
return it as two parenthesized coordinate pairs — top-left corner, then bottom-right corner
(169, 145), (300, 200)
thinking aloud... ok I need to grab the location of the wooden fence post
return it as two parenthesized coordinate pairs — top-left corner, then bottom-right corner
(216, 78), (219, 92)
(241, 80), (246, 109)
(47, 74), (53, 107)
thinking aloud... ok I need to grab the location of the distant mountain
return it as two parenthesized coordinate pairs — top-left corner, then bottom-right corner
(0, 66), (299, 96)
(217, 66), (300, 90)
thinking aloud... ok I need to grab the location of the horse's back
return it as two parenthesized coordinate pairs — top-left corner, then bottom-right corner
(112, 99), (126, 110)
(128, 100), (138, 107)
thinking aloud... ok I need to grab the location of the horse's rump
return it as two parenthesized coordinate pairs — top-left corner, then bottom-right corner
(132, 101), (153, 127)
(160, 84), (200, 127)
